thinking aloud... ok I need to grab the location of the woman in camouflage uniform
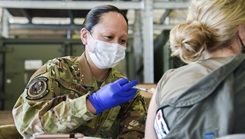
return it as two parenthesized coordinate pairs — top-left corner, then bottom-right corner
(12, 5), (147, 139)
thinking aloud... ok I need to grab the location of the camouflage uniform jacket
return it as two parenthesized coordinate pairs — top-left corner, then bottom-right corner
(12, 53), (147, 139)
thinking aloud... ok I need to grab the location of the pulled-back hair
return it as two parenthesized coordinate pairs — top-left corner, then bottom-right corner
(170, 0), (245, 63)
(82, 5), (128, 32)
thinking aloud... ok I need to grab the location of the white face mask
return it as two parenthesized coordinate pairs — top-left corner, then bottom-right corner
(86, 32), (126, 69)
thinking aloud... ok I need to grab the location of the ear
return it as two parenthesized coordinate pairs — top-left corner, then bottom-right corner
(80, 28), (88, 45)
(238, 25), (245, 41)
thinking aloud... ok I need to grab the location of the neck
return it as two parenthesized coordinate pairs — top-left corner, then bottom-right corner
(202, 46), (241, 60)
(91, 67), (110, 81)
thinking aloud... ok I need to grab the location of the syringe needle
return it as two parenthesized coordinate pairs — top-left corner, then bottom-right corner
(133, 86), (149, 92)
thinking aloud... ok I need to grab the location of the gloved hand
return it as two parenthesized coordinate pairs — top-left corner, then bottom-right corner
(88, 78), (138, 114)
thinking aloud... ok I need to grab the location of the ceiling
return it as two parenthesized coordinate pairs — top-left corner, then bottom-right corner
(0, 0), (188, 39)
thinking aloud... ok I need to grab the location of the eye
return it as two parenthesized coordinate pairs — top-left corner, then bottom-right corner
(105, 35), (113, 40)
(120, 39), (127, 45)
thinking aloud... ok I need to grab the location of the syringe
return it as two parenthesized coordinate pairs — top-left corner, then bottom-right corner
(133, 86), (149, 92)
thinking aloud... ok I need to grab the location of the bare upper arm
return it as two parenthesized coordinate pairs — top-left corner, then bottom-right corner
(145, 92), (158, 139)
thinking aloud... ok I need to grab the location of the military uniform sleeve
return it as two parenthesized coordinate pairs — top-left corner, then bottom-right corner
(118, 91), (147, 139)
(12, 59), (96, 138)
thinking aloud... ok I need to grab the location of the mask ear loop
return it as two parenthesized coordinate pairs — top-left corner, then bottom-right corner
(86, 29), (95, 40)
(86, 29), (97, 53)
(238, 35), (245, 53)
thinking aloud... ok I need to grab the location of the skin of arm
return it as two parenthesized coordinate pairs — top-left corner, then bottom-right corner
(145, 92), (158, 139)
(86, 99), (96, 114)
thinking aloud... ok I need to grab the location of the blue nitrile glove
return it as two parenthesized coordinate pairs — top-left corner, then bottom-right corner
(88, 78), (138, 115)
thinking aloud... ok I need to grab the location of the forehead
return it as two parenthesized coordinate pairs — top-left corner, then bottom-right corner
(92, 12), (128, 35)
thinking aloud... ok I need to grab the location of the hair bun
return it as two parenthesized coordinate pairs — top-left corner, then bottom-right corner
(169, 21), (216, 63)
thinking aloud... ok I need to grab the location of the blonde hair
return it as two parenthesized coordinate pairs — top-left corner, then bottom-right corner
(170, 0), (245, 63)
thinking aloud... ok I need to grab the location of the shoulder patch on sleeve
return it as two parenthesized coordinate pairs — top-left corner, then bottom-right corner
(154, 108), (170, 138)
(26, 77), (49, 100)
